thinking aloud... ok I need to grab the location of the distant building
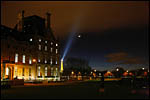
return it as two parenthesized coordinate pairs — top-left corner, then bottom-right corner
(1, 10), (60, 81)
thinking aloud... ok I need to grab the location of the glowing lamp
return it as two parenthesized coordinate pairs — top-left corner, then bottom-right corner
(33, 59), (36, 62)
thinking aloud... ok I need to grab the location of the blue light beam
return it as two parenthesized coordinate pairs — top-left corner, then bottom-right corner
(61, 7), (89, 61)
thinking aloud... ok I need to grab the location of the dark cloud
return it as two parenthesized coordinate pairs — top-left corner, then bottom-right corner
(105, 52), (147, 64)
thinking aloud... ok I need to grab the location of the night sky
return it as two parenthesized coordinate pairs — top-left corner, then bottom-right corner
(1, 1), (149, 70)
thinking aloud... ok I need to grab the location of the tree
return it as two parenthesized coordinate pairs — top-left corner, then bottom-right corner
(63, 57), (91, 76)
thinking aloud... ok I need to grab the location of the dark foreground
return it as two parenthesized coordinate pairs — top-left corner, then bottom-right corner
(1, 81), (149, 99)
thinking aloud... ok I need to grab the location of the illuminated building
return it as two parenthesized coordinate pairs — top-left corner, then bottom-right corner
(1, 10), (60, 81)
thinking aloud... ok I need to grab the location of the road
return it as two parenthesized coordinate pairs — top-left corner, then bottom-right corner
(1, 81), (149, 99)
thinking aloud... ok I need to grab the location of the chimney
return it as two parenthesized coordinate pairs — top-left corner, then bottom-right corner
(17, 10), (25, 32)
(46, 12), (51, 29)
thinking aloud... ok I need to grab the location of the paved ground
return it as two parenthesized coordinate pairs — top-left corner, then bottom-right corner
(1, 81), (149, 99)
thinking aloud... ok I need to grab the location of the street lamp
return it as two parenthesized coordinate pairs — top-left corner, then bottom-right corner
(142, 68), (145, 70)
(33, 59), (36, 63)
(71, 71), (74, 75)
(116, 68), (119, 71)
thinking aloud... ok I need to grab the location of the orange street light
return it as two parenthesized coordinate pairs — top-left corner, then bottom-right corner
(33, 59), (36, 62)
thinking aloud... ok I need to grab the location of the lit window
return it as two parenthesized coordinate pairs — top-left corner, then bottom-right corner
(30, 38), (32, 41)
(56, 49), (58, 54)
(45, 46), (47, 51)
(51, 48), (53, 52)
(45, 59), (47, 64)
(56, 60), (57, 64)
(51, 42), (53, 45)
(38, 58), (40, 62)
(29, 57), (32, 64)
(56, 68), (58, 76)
(39, 45), (41, 50)
(15, 53), (18, 63)
(50, 57), (52, 65)
(56, 43), (58, 46)
(15, 66), (17, 77)
(38, 66), (40, 76)
(39, 39), (41, 42)
(51, 68), (53, 76)
(45, 41), (47, 43)
(6, 67), (9, 75)
(22, 55), (25, 63)
(45, 67), (47, 76)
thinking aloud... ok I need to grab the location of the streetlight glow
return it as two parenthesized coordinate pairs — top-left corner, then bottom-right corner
(116, 68), (119, 71)
(142, 68), (145, 70)
(33, 59), (36, 62)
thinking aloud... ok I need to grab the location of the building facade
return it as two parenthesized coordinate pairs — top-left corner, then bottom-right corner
(1, 11), (60, 81)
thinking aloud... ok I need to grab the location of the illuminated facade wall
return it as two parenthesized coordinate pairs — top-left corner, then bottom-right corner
(1, 11), (60, 81)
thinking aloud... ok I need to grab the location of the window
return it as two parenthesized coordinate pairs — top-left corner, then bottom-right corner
(38, 58), (40, 62)
(51, 48), (53, 52)
(45, 67), (47, 76)
(39, 45), (41, 50)
(30, 38), (32, 41)
(15, 53), (18, 63)
(22, 68), (24, 76)
(56, 68), (58, 76)
(56, 60), (57, 64)
(6, 67), (9, 75)
(29, 68), (31, 76)
(22, 55), (25, 63)
(39, 39), (41, 42)
(45, 41), (47, 43)
(56, 49), (58, 54)
(51, 42), (53, 45)
(56, 58), (57, 64)
(51, 68), (53, 76)
(15, 66), (17, 76)
(45, 46), (47, 51)
(29, 57), (32, 64)
(56, 43), (58, 46)
(45, 59), (47, 64)
(38, 67), (40, 76)
(50, 57), (52, 65)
